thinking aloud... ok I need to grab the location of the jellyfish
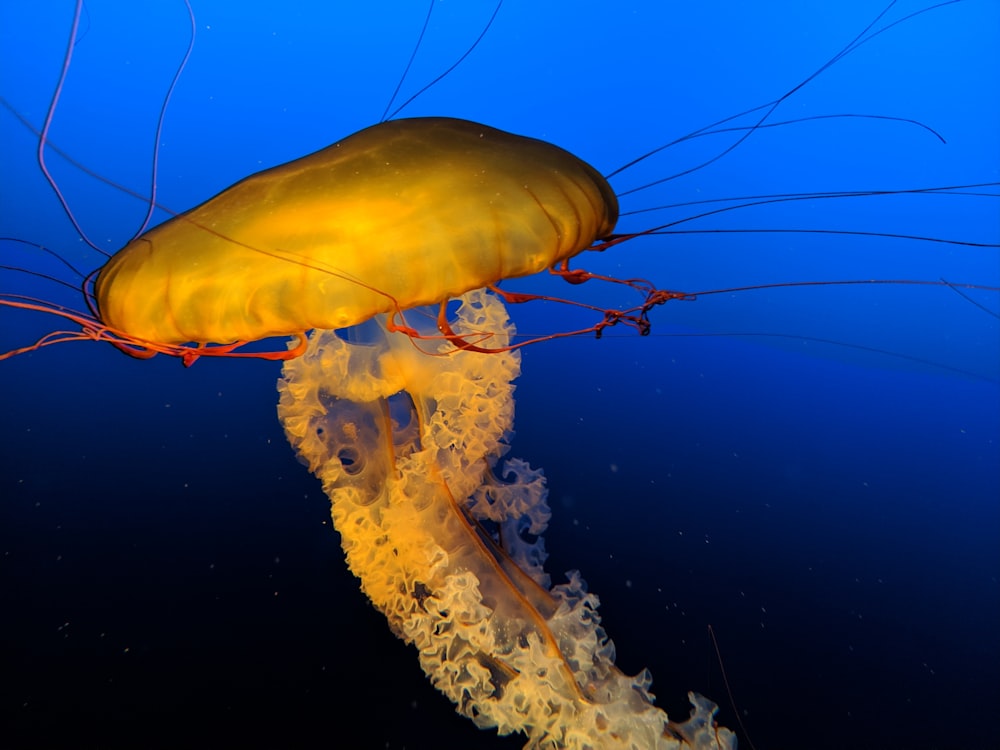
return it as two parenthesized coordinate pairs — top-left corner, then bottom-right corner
(29, 110), (738, 746)
(88, 115), (741, 744)
(2, 3), (998, 749)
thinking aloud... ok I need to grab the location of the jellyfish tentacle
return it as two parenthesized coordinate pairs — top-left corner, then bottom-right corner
(0, 293), (311, 364)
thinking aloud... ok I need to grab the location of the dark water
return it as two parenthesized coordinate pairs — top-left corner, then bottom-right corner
(1, 2), (997, 749)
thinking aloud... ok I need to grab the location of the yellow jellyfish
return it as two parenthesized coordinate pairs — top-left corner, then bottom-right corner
(3, 4), (998, 749)
(67, 116), (731, 748)
(278, 288), (733, 749)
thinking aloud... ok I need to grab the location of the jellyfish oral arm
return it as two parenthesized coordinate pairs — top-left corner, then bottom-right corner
(278, 290), (735, 749)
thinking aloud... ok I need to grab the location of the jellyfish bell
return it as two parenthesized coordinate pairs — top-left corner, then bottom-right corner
(2, 113), (645, 363)
(91, 117), (618, 351)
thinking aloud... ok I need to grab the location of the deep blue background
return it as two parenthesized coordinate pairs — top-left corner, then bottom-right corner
(1, 2), (998, 749)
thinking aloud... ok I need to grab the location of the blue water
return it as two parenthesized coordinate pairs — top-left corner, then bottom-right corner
(1, 2), (997, 749)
